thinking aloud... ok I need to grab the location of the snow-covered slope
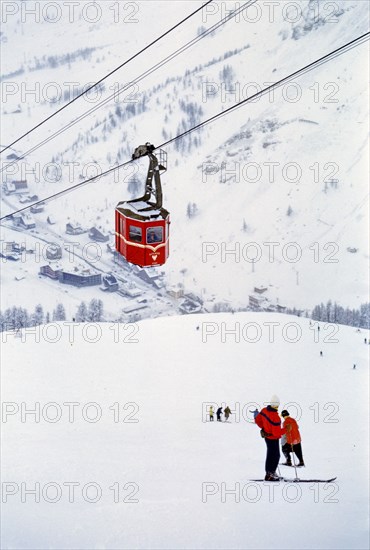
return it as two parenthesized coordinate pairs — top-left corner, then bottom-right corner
(1, 1), (369, 317)
(1, 312), (369, 549)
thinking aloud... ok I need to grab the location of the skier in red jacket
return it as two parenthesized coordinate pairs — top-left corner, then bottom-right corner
(254, 395), (286, 481)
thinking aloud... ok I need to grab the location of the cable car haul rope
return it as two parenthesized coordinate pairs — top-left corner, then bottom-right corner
(1, 31), (368, 226)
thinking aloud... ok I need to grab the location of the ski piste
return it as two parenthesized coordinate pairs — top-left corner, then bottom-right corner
(250, 477), (337, 483)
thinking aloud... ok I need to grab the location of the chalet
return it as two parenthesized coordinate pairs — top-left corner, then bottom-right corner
(179, 298), (202, 315)
(0, 241), (26, 260)
(89, 226), (110, 243)
(101, 273), (119, 292)
(39, 264), (61, 280)
(249, 293), (268, 310)
(30, 202), (45, 214)
(3, 180), (28, 195)
(167, 284), (184, 299)
(45, 243), (62, 260)
(185, 292), (203, 305)
(19, 194), (39, 204)
(6, 153), (20, 161)
(47, 215), (56, 225)
(276, 304), (287, 313)
(66, 222), (85, 235)
(118, 283), (142, 298)
(254, 285), (268, 294)
(136, 267), (164, 289)
(12, 213), (35, 229)
(123, 303), (148, 314)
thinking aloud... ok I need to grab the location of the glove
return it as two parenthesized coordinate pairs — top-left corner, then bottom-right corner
(253, 409), (259, 419)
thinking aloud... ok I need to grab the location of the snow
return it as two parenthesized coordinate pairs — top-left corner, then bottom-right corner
(1, 312), (369, 549)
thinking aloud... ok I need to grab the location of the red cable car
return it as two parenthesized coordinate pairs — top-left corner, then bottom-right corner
(115, 143), (170, 267)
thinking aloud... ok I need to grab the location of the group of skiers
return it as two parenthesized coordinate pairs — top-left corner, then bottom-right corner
(254, 395), (304, 481)
(209, 406), (232, 422)
(208, 397), (306, 480)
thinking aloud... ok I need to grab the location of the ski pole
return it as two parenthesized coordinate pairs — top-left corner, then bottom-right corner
(291, 444), (299, 480)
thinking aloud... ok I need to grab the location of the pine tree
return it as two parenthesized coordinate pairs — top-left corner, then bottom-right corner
(87, 299), (104, 322)
(53, 303), (66, 321)
(31, 304), (44, 326)
(76, 301), (88, 322)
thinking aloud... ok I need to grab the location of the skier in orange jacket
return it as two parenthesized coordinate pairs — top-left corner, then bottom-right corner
(281, 409), (305, 467)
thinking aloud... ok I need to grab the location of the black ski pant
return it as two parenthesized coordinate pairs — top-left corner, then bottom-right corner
(265, 438), (280, 474)
(210, 415), (214, 422)
(282, 442), (303, 463)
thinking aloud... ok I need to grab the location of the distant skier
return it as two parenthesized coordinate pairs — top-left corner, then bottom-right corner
(216, 407), (223, 422)
(254, 395), (286, 481)
(224, 406), (232, 421)
(364, 338), (367, 344)
(353, 364), (356, 370)
(281, 410), (305, 467)
(320, 351), (323, 357)
(209, 406), (214, 422)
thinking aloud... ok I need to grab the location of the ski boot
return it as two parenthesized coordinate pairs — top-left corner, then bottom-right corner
(264, 472), (281, 481)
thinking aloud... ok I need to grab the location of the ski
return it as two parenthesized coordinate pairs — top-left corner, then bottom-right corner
(249, 477), (337, 483)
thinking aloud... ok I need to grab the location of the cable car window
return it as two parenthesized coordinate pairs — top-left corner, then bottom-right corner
(129, 225), (142, 242)
(147, 227), (163, 243)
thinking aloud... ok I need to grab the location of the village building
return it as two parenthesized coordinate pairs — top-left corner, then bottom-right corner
(118, 282), (142, 298)
(89, 226), (110, 243)
(179, 297), (202, 314)
(254, 285), (268, 294)
(12, 213), (35, 229)
(167, 284), (184, 299)
(3, 180), (28, 195)
(66, 222), (86, 235)
(40, 263), (101, 287)
(135, 267), (164, 289)
(19, 194), (39, 204)
(30, 202), (45, 214)
(248, 293), (268, 310)
(45, 243), (62, 261)
(101, 273), (119, 292)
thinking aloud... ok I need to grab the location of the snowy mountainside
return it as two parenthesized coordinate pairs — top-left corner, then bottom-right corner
(1, 312), (369, 549)
(0, 0), (369, 316)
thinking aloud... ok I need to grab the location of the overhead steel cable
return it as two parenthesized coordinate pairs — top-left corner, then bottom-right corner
(0, 0), (258, 172)
(0, 31), (368, 223)
(0, 0), (213, 155)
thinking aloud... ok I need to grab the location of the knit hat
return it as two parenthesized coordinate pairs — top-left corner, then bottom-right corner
(281, 410), (289, 417)
(270, 395), (280, 409)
